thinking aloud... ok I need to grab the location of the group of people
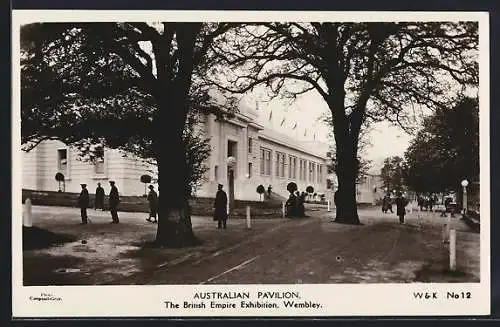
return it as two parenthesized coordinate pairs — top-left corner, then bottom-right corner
(417, 194), (439, 211)
(77, 181), (121, 224)
(78, 182), (159, 224)
(380, 191), (409, 224)
(285, 191), (307, 218)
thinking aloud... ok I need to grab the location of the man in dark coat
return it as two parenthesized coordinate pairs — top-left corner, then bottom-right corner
(108, 181), (120, 224)
(298, 192), (306, 217)
(78, 183), (90, 224)
(267, 185), (272, 199)
(382, 194), (393, 213)
(395, 191), (408, 224)
(213, 184), (228, 229)
(285, 192), (297, 218)
(146, 185), (158, 223)
(94, 182), (105, 211)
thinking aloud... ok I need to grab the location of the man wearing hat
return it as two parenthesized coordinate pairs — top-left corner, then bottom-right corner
(78, 183), (90, 224)
(146, 185), (158, 223)
(108, 181), (120, 223)
(94, 182), (105, 211)
(213, 184), (228, 229)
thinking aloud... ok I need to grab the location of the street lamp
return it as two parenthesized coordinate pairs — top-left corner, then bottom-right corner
(226, 156), (237, 215)
(461, 179), (469, 214)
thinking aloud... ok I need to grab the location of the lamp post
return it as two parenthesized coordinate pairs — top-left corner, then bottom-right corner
(227, 156), (237, 215)
(461, 179), (469, 214)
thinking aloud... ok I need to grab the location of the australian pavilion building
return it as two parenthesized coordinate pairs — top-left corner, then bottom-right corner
(22, 103), (333, 202)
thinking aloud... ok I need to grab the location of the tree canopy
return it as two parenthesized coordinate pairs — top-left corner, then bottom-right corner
(206, 22), (478, 224)
(379, 155), (405, 192)
(21, 22), (235, 246)
(404, 97), (479, 193)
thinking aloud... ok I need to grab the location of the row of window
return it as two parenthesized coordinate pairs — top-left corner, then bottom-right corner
(259, 147), (324, 183)
(57, 147), (105, 175)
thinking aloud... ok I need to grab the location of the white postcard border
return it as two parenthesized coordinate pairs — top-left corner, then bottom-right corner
(11, 10), (491, 317)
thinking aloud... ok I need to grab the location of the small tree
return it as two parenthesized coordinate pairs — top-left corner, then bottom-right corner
(306, 186), (314, 194)
(140, 174), (152, 197)
(55, 172), (65, 192)
(256, 184), (265, 202)
(286, 182), (298, 194)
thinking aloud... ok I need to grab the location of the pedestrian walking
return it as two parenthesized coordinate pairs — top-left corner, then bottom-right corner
(108, 181), (120, 224)
(78, 183), (90, 224)
(382, 193), (393, 213)
(267, 185), (272, 199)
(395, 191), (408, 224)
(298, 192), (306, 217)
(213, 184), (228, 229)
(94, 182), (105, 210)
(146, 185), (158, 223)
(285, 191), (297, 217)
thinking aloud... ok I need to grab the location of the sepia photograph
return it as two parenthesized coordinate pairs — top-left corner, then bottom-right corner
(12, 10), (490, 317)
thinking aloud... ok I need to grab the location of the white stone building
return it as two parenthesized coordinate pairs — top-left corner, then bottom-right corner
(22, 105), (331, 201)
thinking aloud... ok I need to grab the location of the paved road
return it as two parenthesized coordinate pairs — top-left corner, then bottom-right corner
(119, 208), (480, 284)
(23, 205), (480, 285)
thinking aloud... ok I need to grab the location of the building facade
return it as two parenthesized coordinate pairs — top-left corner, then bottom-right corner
(22, 105), (330, 201)
(355, 173), (385, 204)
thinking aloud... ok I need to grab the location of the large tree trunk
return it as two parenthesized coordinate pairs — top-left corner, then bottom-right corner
(334, 140), (361, 225)
(155, 146), (199, 247)
(153, 23), (202, 247)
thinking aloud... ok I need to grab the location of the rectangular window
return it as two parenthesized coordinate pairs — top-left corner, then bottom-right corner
(94, 146), (105, 174)
(57, 149), (67, 172)
(214, 165), (219, 180)
(275, 152), (285, 178)
(280, 153), (285, 177)
(260, 149), (265, 174)
(289, 156), (296, 179)
(260, 147), (272, 176)
(265, 149), (271, 175)
(248, 137), (253, 154)
(276, 153), (280, 177)
(248, 162), (252, 178)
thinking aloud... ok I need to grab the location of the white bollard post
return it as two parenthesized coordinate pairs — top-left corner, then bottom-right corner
(442, 220), (450, 244)
(449, 228), (456, 271)
(327, 200), (331, 212)
(23, 198), (33, 227)
(282, 202), (285, 218)
(246, 206), (251, 229)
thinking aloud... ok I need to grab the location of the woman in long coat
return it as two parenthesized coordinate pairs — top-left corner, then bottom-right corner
(213, 184), (228, 229)
(395, 191), (408, 224)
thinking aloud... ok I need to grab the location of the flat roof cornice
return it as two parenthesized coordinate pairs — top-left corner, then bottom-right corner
(258, 133), (327, 161)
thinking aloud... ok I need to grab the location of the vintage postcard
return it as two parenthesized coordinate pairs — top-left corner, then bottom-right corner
(12, 10), (490, 317)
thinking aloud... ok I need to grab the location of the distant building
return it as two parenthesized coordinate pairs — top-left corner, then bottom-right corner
(356, 173), (384, 204)
(22, 104), (330, 201)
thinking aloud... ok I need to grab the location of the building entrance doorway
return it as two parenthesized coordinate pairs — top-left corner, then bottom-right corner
(227, 140), (237, 215)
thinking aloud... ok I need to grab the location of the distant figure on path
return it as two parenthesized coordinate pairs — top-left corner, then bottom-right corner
(108, 181), (120, 224)
(146, 185), (158, 223)
(94, 182), (105, 211)
(285, 191), (297, 217)
(382, 194), (393, 213)
(267, 185), (272, 199)
(213, 184), (228, 229)
(298, 192), (306, 217)
(78, 183), (89, 224)
(429, 194), (437, 212)
(395, 191), (408, 224)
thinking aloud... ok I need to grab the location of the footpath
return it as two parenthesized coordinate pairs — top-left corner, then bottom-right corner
(22, 205), (480, 285)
